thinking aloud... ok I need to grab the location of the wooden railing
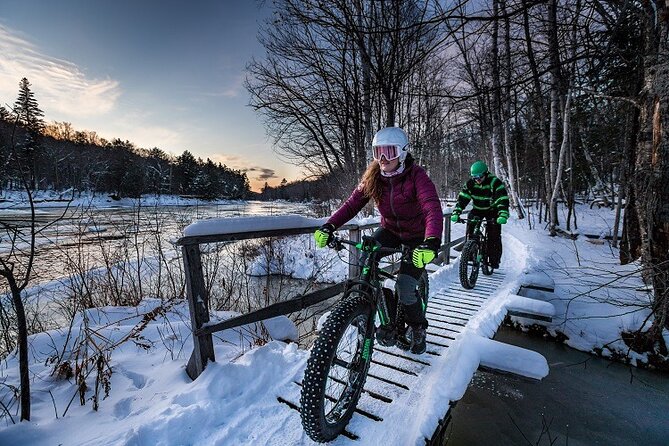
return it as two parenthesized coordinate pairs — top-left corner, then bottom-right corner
(176, 210), (464, 380)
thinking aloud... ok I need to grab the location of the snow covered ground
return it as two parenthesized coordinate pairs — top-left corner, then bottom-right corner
(0, 189), (241, 210)
(0, 203), (665, 445)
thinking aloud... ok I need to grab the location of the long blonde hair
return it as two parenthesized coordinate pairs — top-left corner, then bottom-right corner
(359, 161), (383, 203)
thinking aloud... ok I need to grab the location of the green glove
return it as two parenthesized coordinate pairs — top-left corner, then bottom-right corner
(314, 223), (334, 248)
(450, 212), (460, 223)
(412, 238), (440, 268)
(496, 216), (507, 225)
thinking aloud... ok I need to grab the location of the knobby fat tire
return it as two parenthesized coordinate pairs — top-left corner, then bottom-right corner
(481, 240), (494, 276)
(300, 294), (374, 442)
(459, 240), (480, 289)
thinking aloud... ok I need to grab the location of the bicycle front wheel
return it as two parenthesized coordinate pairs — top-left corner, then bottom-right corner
(459, 240), (480, 289)
(300, 294), (374, 442)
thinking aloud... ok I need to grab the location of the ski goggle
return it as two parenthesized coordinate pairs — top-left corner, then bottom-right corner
(471, 172), (486, 180)
(372, 144), (401, 161)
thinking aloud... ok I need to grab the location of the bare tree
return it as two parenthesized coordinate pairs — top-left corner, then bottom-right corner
(622, 0), (669, 345)
(246, 0), (444, 185)
(0, 116), (64, 421)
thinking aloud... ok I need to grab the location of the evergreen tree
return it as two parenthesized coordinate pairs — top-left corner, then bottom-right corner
(11, 78), (45, 190)
(0, 105), (11, 122)
(13, 78), (44, 132)
(174, 150), (199, 194)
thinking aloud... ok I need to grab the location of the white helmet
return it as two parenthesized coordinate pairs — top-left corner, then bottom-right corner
(371, 127), (409, 164)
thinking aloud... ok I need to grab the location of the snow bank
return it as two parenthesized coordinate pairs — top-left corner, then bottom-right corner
(0, 203), (659, 446)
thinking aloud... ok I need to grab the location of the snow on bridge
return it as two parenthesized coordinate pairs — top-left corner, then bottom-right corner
(273, 268), (550, 445)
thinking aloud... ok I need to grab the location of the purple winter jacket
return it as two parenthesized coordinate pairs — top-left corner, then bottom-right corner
(327, 161), (443, 241)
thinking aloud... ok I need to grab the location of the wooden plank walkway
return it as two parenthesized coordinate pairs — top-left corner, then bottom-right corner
(275, 270), (509, 444)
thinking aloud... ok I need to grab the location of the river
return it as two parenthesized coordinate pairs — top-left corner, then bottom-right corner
(0, 200), (315, 290)
(442, 326), (669, 446)
(0, 200), (329, 355)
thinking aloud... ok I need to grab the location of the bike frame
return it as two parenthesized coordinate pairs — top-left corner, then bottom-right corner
(465, 217), (487, 242)
(465, 217), (490, 259)
(330, 235), (406, 334)
(300, 233), (425, 442)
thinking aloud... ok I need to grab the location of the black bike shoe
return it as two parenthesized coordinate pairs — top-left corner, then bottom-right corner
(395, 326), (412, 351)
(410, 326), (427, 354)
(376, 325), (396, 347)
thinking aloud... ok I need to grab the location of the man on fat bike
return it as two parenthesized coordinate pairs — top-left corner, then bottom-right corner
(450, 161), (509, 269)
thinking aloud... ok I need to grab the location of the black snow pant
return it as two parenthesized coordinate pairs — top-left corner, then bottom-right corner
(467, 209), (502, 265)
(371, 227), (428, 329)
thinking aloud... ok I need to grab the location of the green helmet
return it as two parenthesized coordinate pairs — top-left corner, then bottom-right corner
(470, 161), (488, 178)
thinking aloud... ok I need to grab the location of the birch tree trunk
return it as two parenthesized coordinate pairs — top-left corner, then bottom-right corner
(490, 0), (505, 183)
(549, 91), (571, 235)
(547, 0), (562, 229)
(501, 0), (525, 219)
(581, 140), (610, 199)
(357, 6), (372, 175)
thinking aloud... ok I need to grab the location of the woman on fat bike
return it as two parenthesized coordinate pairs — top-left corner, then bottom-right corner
(313, 126), (443, 355)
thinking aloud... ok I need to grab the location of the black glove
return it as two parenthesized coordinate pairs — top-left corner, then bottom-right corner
(422, 237), (441, 253)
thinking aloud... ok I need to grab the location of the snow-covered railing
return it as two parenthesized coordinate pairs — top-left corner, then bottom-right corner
(176, 210), (462, 380)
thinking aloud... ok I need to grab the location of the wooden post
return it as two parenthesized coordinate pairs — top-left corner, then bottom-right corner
(183, 244), (215, 380)
(444, 215), (452, 265)
(348, 226), (361, 279)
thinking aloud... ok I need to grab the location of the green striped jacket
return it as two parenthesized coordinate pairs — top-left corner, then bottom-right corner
(454, 174), (509, 219)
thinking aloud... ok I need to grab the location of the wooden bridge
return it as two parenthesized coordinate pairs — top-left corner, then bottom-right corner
(176, 213), (553, 444)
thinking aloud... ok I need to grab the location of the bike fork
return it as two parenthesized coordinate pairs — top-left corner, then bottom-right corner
(376, 288), (391, 327)
(364, 304), (377, 360)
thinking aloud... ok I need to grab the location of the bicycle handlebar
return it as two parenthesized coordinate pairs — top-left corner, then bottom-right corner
(328, 234), (407, 257)
(453, 216), (492, 224)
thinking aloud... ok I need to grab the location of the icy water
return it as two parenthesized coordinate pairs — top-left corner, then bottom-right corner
(0, 200), (313, 289)
(443, 326), (669, 446)
(0, 200), (323, 355)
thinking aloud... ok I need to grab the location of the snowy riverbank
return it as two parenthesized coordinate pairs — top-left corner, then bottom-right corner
(0, 203), (665, 445)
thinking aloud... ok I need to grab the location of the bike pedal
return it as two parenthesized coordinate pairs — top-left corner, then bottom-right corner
(376, 326), (396, 347)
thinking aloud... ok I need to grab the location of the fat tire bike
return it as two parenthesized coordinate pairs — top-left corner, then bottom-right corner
(300, 234), (428, 443)
(456, 217), (495, 289)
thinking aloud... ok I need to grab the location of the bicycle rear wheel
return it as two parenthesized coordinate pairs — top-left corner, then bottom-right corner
(300, 294), (374, 442)
(459, 240), (480, 289)
(481, 240), (494, 275)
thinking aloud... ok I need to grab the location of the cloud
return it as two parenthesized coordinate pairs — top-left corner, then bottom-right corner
(204, 73), (245, 98)
(0, 24), (120, 118)
(207, 154), (277, 181)
(244, 166), (277, 181)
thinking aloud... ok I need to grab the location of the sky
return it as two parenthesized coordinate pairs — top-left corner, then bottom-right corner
(0, 204), (663, 445)
(0, 0), (301, 191)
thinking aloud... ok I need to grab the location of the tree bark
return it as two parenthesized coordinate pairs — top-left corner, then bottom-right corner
(5, 274), (31, 420)
(547, 0), (562, 229)
(491, 0), (505, 181)
(501, 0), (524, 219)
(549, 91), (571, 235)
(522, 0), (550, 218)
(632, 0), (669, 334)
